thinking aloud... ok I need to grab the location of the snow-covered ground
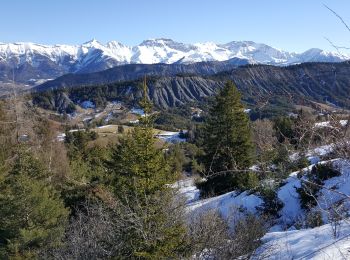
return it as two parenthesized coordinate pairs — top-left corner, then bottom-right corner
(57, 126), (187, 143)
(156, 131), (186, 143)
(80, 100), (95, 109)
(56, 133), (66, 142)
(174, 178), (200, 204)
(82, 117), (93, 122)
(176, 156), (350, 259)
(177, 178), (263, 220)
(275, 159), (350, 228)
(130, 108), (145, 117)
(188, 190), (263, 220)
(314, 120), (348, 128)
(290, 144), (334, 165)
(255, 220), (350, 259)
(178, 159), (350, 225)
(97, 125), (112, 129)
(258, 159), (350, 259)
(276, 171), (302, 226)
(56, 129), (86, 142)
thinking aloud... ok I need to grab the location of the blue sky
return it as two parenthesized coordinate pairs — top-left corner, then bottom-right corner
(1, 0), (350, 52)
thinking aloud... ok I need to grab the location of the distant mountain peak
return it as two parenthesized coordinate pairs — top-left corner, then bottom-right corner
(143, 38), (176, 42)
(106, 40), (126, 48)
(139, 38), (179, 47)
(83, 38), (98, 44)
(82, 38), (103, 47)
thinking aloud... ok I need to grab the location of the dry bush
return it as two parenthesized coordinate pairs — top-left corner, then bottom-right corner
(112, 190), (188, 259)
(223, 214), (267, 259)
(252, 119), (279, 173)
(188, 210), (230, 259)
(252, 119), (276, 155)
(188, 210), (267, 259)
(41, 201), (122, 259)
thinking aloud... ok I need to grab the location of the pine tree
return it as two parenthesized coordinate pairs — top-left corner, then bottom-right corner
(201, 81), (255, 195)
(108, 77), (187, 259)
(111, 78), (173, 197)
(0, 150), (69, 259)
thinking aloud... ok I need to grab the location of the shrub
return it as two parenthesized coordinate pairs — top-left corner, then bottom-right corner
(306, 210), (324, 228)
(117, 125), (124, 133)
(238, 171), (259, 190)
(296, 182), (319, 209)
(187, 211), (267, 259)
(187, 210), (229, 259)
(295, 155), (310, 169)
(296, 163), (341, 209)
(258, 187), (284, 217)
(224, 214), (267, 259)
(311, 163), (341, 181)
(197, 171), (259, 197)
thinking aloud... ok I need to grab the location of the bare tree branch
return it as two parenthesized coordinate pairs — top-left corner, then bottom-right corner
(324, 4), (350, 33)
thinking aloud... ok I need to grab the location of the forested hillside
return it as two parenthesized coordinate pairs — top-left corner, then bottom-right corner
(33, 62), (350, 118)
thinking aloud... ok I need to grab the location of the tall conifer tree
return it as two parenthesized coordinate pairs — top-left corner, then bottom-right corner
(201, 81), (255, 195)
(109, 77), (186, 259)
(0, 150), (69, 259)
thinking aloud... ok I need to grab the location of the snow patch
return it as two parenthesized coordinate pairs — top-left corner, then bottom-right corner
(255, 220), (350, 259)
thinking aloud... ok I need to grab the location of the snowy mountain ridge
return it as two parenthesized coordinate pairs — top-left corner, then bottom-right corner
(1, 38), (349, 74)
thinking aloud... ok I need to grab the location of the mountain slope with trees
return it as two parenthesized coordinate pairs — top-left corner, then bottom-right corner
(33, 62), (350, 116)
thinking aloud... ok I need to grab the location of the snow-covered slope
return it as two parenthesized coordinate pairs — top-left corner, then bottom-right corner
(255, 220), (350, 259)
(178, 156), (350, 259)
(1, 38), (349, 84)
(2, 38), (347, 68)
(179, 159), (350, 221)
(177, 178), (263, 219)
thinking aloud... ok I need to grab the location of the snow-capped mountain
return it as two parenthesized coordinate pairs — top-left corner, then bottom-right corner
(0, 38), (349, 84)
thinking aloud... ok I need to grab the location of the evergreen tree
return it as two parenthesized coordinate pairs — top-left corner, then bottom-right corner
(273, 116), (294, 143)
(63, 130), (111, 211)
(108, 78), (187, 259)
(111, 126), (173, 197)
(0, 150), (69, 259)
(110, 78), (174, 198)
(200, 81), (255, 195)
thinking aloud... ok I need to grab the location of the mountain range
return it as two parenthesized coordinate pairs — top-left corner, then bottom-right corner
(1, 38), (349, 85)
